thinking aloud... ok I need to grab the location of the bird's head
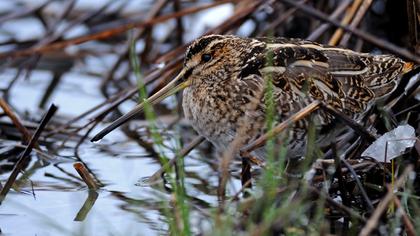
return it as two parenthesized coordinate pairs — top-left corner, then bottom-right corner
(181, 35), (241, 85)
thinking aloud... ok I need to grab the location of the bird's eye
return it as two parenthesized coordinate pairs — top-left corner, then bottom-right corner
(201, 54), (212, 62)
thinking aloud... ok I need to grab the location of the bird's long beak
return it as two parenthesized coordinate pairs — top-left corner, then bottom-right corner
(91, 69), (190, 142)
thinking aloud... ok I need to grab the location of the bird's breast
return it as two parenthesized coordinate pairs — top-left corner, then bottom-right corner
(182, 85), (243, 151)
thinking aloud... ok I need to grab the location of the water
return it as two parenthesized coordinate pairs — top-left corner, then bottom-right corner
(0, 86), (215, 235)
(0, 67), (242, 235)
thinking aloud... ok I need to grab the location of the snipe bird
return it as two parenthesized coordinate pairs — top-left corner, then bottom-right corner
(92, 35), (414, 160)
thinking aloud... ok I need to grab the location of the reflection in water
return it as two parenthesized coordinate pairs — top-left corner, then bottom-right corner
(74, 190), (99, 221)
(0, 136), (230, 235)
(0, 115), (235, 235)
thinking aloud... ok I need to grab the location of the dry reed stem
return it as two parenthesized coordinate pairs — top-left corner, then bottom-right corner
(309, 186), (366, 222)
(360, 165), (414, 236)
(320, 104), (377, 141)
(73, 162), (98, 190)
(0, 104), (58, 204)
(328, 0), (362, 45)
(339, 0), (373, 46)
(155, 0), (263, 64)
(260, 0), (310, 36)
(240, 100), (321, 155)
(0, 1), (51, 22)
(306, 0), (352, 41)
(100, 0), (169, 94)
(392, 193), (416, 236)
(0, 0), (237, 60)
(280, 0), (420, 63)
(0, 99), (33, 144)
(149, 136), (205, 183)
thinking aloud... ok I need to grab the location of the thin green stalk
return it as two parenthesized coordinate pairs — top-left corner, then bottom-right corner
(129, 30), (191, 235)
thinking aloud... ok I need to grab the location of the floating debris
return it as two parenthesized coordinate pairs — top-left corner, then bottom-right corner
(361, 125), (416, 162)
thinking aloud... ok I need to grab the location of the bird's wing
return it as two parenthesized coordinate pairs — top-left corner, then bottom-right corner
(239, 38), (408, 122)
(258, 37), (408, 98)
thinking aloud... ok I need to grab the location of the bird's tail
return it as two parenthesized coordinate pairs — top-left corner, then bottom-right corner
(402, 61), (415, 74)
(381, 60), (419, 107)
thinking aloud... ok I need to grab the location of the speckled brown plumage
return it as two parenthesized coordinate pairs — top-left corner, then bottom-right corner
(181, 35), (413, 159)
